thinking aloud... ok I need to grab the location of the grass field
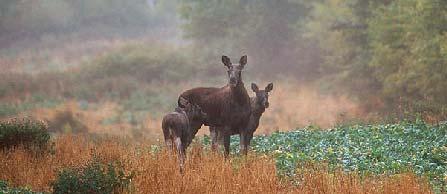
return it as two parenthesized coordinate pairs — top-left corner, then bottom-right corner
(1, 120), (445, 193)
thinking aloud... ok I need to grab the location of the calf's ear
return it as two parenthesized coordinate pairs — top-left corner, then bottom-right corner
(265, 83), (273, 92)
(222, 55), (231, 68)
(251, 83), (259, 93)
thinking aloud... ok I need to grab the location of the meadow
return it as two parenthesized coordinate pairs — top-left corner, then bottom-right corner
(0, 118), (445, 193)
(0, 132), (438, 194)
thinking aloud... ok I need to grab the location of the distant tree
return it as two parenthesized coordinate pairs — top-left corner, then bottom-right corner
(368, 0), (447, 108)
(305, 0), (383, 98)
(179, 0), (320, 78)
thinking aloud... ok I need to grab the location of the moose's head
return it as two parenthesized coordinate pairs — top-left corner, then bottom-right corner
(251, 83), (273, 108)
(222, 55), (247, 88)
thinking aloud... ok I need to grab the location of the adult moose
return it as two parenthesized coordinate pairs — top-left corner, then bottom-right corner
(178, 55), (251, 157)
(210, 83), (273, 153)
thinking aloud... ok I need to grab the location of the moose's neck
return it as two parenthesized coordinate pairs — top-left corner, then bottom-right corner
(231, 82), (250, 105)
(250, 97), (265, 117)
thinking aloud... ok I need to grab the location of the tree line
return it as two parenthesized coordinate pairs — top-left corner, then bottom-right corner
(180, 0), (447, 118)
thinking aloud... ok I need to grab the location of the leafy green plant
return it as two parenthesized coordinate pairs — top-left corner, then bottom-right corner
(211, 121), (447, 190)
(52, 160), (133, 194)
(0, 118), (50, 151)
(0, 180), (45, 194)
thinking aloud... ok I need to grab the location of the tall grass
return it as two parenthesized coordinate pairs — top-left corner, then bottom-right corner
(0, 135), (433, 193)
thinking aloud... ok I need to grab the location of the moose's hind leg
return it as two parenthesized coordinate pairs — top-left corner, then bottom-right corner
(174, 137), (185, 173)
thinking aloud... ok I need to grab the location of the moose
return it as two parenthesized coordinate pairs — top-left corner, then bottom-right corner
(178, 55), (252, 157)
(162, 97), (207, 173)
(210, 82), (273, 153)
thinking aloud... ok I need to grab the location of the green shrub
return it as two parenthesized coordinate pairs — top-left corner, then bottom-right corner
(52, 160), (133, 194)
(0, 180), (44, 194)
(0, 118), (50, 150)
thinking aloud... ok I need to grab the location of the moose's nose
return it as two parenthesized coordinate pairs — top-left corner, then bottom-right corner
(230, 77), (237, 84)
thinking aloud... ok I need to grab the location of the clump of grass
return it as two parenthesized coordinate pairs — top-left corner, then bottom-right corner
(52, 159), (133, 194)
(0, 118), (50, 151)
(0, 180), (43, 194)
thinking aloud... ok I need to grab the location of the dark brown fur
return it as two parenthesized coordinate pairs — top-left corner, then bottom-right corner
(178, 56), (251, 157)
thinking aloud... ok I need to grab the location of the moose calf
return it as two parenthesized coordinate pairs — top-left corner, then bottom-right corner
(162, 97), (207, 173)
(210, 82), (273, 154)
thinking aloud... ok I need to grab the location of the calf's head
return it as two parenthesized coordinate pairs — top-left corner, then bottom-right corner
(251, 83), (273, 108)
(222, 55), (247, 88)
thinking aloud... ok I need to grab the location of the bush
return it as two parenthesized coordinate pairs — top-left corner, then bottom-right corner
(52, 160), (133, 194)
(0, 118), (50, 150)
(0, 180), (44, 194)
(49, 109), (88, 134)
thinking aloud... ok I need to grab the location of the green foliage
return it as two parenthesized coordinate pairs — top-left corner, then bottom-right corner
(305, 0), (382, 96)
(235, 122), (447, 189)
(0, 180), (45, 194)
(368, 0), (447, 106)
(52, 160), (133, 194)
(304, 0), (447, 117)
(0, 118), (50, 150)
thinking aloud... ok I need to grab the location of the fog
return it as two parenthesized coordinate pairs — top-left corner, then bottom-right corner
(1, 0), (445, 138)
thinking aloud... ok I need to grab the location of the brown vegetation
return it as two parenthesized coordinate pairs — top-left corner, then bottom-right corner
(12, 79), (366, 140)
(0, 135), (433, 193)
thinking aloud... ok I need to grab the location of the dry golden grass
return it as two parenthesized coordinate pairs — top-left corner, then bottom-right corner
(0, 135), (433, 194)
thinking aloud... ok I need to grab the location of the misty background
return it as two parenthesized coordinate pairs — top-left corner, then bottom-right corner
(1, 0), (446, 139)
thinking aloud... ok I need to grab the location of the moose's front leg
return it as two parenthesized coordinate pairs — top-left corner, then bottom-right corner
(210, 126), (219, 152)
(223, 132), (231, 159)
(239, 131), (249, 156)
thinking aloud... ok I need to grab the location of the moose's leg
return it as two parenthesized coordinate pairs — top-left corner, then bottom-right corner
(174, 137), (185, 173)
(223, 133), (231, 159)
(162, 126), (173, 150)
(210, 126), (219, 152)
(239, 131), (249, 156)
(245, 132), (254, 154)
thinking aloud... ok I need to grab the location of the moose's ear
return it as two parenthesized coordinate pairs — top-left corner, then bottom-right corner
(239, 55), (247, 67)
(222, 55), (231, 68)
(251, 83), (259, 92)
(179, 97), (189, 107)
(265, 83), (273, 92)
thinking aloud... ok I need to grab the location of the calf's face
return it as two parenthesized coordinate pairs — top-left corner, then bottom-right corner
(251, 83), (273, 108)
